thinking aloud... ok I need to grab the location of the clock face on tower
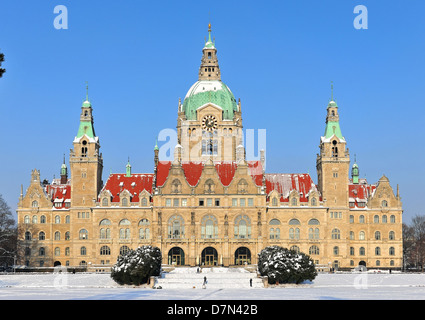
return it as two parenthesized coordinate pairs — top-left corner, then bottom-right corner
(202, 115), (218, 132)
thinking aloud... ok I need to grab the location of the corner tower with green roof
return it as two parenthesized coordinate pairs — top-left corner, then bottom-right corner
(177, 24), (243, 162)
(316, 93), (350, 208)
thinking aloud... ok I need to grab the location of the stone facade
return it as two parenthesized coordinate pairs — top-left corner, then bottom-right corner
(16, 26), (403, 271)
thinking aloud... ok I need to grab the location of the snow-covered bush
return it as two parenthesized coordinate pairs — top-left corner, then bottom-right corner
(111, 246), (162, 285)
(258, 246), (317, 284)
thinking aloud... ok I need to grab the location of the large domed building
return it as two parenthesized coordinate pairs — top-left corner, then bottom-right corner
(16, 25), (403, 271)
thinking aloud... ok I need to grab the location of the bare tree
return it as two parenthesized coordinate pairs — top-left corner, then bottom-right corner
(0, 194), (16, 267)
(0, 52), (5, 78)
(405, 215), (425, 271)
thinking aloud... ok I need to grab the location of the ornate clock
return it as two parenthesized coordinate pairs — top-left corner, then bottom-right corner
(202, 115), (218, 132)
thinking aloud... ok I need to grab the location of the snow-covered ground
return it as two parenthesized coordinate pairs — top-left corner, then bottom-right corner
(1, 271), (425, 300)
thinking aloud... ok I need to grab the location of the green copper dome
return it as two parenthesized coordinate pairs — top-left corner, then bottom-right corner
(182, 80), (238, 120)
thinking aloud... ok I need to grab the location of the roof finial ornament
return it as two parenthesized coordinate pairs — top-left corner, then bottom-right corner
(85, 81), (89, 101)
(331, 81), (334, 101)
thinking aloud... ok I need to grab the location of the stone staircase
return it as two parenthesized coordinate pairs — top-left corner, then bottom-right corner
(154, 267), (264, 289)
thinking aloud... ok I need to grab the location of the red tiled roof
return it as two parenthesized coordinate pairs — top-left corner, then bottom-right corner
(46, 183), (71, 209)
(100, 173), (154, 203)
(215, 162), (237, 186)
(182, 162), (204, 186)
(156, 161), (172, 187)
(247, 161), (263, 186)
(265, 173), (317, 202)
(349, 180), (376, 207)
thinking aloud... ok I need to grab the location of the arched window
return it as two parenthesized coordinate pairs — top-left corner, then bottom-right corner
(32, 200), (38, 208)
(100, 219), (111, 239)
(234, 215), (251, 239)
(309, 245), (320, 255)
(80, 247), (86, 255)
(65, 231), (70, 240)
(55, 215), (60, 224)
(40, 215), (46, 224)
(359, 215), (365, 223)
(139, 219), (150, 239)
(375, 247), (381, 256)
(25, 231), (31, 241)
(350, 231), (355, 240)
(308, 219), (320, 225)
(122, 198), (128, 207)
(119, 219), (130, 226)
(375, 231), (381, 240)
(100, 246), (111, 256)
(100, 219), (111, 226)
(39, 231), (45, 241)
(39, 247), (45, 256)
(32, 215), (38, 224)
(269, 219), (281, 240)
(381, 200), (388, 207)
(102, 198), (108, 206)
(54, 231), (60, 240)
(168, 215), (185, 239)
(374, 215), (379, 223)
(290, 245), (300, 253)
(331, 228), (340, 240)
(24, 215), (30, 224)
(389, 247), (395, 256)
(204, 179), (215, 194)
(120, 246), (130, 256)
(359, 231), (365, 240)
(291, 197), (298, 206)
(309, 228), (320, 240)
(289, 219), (300, 225)
(359, 247), (365, 256)
(333, 246), (339, 255)
(201, 215), (218, 239)
(390, 215), (396, 223)
(311, 197), (317, 206)
(382, 215), (387, 223)
(389, 231), (395, 240)
(79, 229), (88, 240)
(141, 197), (148, 206)
(55, 247), (60, 256)
(289, 228), (300, 240)
(272, 197), (278, 206)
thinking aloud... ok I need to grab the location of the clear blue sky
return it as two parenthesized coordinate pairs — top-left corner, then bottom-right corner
(0, 0), (424, 224)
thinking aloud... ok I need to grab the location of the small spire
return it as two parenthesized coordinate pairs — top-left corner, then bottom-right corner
(207, 22), (212, 44)
(85, 81), (89, 101)
(330, 81), (334, 101)
(154, 138), (159, 151)
(126, 157), (131, 177)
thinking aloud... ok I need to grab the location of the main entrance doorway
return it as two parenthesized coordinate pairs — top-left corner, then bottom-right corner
(201, 247), (218, 266)
(168, 247), (185, 265)
(235, 247), (251, 265)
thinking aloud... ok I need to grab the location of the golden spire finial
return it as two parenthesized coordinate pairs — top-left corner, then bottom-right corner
(208, 23), (211, 32)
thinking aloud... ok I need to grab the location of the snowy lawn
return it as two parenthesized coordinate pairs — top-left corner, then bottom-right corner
(1, 272), (425, 300)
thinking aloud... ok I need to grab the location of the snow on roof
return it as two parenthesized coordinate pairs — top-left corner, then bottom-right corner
(265, 173), (317, 202)
(100, 173), (154, 203)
